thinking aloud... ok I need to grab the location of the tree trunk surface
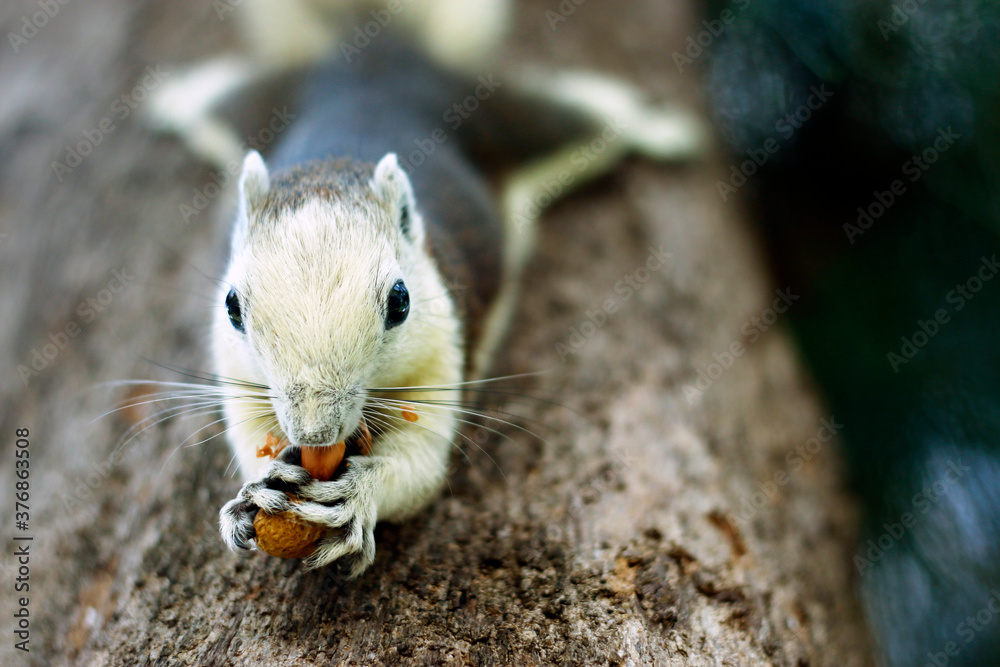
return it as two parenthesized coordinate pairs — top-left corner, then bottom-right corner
(0, 0), (874, 664)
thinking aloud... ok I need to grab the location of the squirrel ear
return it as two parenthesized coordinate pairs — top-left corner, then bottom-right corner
(233, 151), (270, 252)
(373, 153), (422, 242)
(239, 150), (270, 210)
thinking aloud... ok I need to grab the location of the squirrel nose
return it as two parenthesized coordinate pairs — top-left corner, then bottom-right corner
(286, 385), (342, 446)
(297, 426), (337, 446)
(284, 379), (362, 446)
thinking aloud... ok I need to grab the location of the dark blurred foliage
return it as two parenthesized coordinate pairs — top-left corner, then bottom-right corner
(702, 0), (1000, 664)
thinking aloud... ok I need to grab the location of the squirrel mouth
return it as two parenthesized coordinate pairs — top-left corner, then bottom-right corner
(343, 417), (373, 456)
(256, 417), (372, 459)
(301, 419), (373, 480)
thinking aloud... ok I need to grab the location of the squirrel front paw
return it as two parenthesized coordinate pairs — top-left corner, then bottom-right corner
(218, 445), (312, 551)
(290, 456), (380, 577)
(218, 446), (380, 578)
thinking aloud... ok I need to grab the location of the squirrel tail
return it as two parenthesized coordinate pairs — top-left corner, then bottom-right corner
(234, 0), (512, 73)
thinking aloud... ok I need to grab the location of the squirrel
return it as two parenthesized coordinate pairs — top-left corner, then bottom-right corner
(149, 0), (704, 576)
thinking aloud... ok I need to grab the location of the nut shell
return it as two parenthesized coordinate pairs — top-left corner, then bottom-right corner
(253, 497), (326, 560)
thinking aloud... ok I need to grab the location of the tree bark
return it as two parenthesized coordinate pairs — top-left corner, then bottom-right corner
(0, 0), (874, 664)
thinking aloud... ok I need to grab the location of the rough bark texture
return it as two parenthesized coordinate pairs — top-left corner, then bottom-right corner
(0, 0), (875, 664)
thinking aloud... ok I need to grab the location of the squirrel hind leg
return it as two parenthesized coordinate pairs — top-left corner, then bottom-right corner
(147, 58), (310, 171)
(465, 68), (707, 193)
(472, 72), (707, 378)
(146, 57), (258, 169)
(517, 69), (708, 161)
(493, 70), (709, 248)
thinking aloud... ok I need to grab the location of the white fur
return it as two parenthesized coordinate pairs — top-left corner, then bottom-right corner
(516, 69), (708, 161)
(146, 57), (257, 167)
(238, 151), (270, 210)
(238, 0), (509, 72)
(410, 0), (510, 72)
(215, 153), (463, 573)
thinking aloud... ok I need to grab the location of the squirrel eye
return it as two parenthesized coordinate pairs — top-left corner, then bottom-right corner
(226, 288), (245, 333)
(386, 280), (409, 328)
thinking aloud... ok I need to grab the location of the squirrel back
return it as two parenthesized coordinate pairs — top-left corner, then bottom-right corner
(263, 43), (507, 361)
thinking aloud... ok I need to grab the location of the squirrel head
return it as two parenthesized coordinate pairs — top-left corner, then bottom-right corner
(212, 151), (456, 448)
